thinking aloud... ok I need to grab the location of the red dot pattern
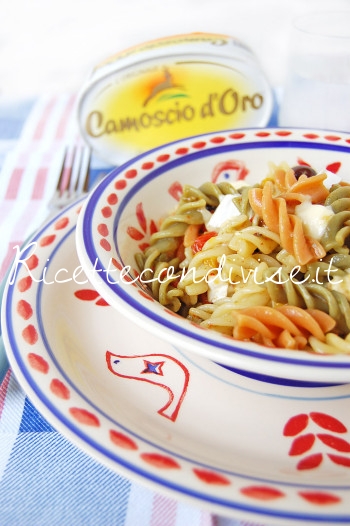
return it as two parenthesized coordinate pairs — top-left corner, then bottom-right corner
(107, 193), (118, 205)
(114, 180), (127, 190)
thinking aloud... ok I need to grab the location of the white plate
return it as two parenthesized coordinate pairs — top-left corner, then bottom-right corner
(3, 201), (350, 525)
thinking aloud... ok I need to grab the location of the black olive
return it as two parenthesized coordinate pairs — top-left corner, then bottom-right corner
(292, 165), (317, 179)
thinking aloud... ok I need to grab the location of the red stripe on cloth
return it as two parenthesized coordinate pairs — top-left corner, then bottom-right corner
(31, 167), (48, 199)
(201, 511), (217, 526)
(5, 167), (24, 199)
(55, 94), (76, 140)
(0, 370), (11, 420)
(32, 97), (56, 140)
(150, 494), (177, 526)
(0, 241), (22, 281)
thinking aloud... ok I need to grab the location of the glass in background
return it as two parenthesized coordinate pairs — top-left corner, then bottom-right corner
(279, 11), (350, 131)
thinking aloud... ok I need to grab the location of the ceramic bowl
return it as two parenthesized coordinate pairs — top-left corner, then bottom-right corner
(76, 127), (350, 386)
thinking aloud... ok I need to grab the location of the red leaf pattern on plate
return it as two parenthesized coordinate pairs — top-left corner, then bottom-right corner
(298, 491), (341, 505)
(240, 486), (285, 500)
(326, 162), (341, 173)
(75, 289), (100, 301)
(74, 289), (109, 307)
(168, 181), (183, 200)
(100, 238), (111, 251)
(136, 202), (147, 233)
(125, 168), (137, 178)
(297, 453), (323, 470)
(192, 141), (206, 149)
(16, 299), (33, 320)
(69, 407), (100, 427)
(27, 353), (49, 374)
(310, 412), (347, 433)
(210, 136), (226, 143)
(111, 258), (122, 271)
(39, 234), (56, 247)
(193, 469), (231, 485)
(317, 434), (350, 452)
(288, 433), (315, 456)
(283, 413), (309, 436)
(140, 453), (180, 469)
(107, 193), (118, 205)
(157, 154), (170, 162)
(125, 202), (160, 250)
(50, 378), (70, 399)
(150, 219), (158, 235)
(303, 133), (319, 139)
(275, 130), (292, 136)
(95, 297), (109, 306)
(328, 453), (350, 467)
(324, 135), (341, 141)
(114, 179), (127, 190)
(255, 131), (270, 137)
(127, 226), (144, 241)
(101, 206), (112, 218)
(22, 324), (38, 345)
(26, 254), (39, 270)
(54, 217), (69, 230)
(284, 411), (350, 471)
(109, 430), (138, 450)
(229, 133), (245, 139)
(138, 243), (149, 251)
(97, 223), (109, 236)
(141, 162), (154, 170)
(17, 275), (32, 292)
(175, 147), (188, 155)
(296, 157), (311, 167)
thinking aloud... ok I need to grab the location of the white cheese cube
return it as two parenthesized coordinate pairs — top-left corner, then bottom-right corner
(295, 200), (334, 240)
(207, 274), (228, 303)
(207, 194), (241, 231)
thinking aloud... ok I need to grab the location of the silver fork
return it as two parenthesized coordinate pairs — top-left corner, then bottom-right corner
(48, 145), (91, 212)
(0, 144), (92, 384)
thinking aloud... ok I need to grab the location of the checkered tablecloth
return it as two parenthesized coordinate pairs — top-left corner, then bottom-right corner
(0, 94), (263, 526)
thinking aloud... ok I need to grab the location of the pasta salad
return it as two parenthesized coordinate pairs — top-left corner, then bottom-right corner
(135, 163), (350, 355)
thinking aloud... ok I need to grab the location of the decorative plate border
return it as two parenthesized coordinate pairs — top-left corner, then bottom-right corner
(3, 199), (350, 523)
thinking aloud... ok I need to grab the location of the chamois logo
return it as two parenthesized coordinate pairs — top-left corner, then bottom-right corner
(143, 67), (186, 107)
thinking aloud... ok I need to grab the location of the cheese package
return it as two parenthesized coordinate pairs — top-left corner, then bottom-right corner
(77, 33), (274, 165)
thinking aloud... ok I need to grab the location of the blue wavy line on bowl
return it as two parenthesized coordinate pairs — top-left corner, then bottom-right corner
(82, 139), (350, 371)
(4, 219), (350, 523)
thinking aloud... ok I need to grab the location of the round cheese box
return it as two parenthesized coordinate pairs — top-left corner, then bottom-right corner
(77, 32), (274, 165)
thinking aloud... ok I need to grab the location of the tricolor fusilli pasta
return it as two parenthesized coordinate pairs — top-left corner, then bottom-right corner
(135, 162), (350, 355)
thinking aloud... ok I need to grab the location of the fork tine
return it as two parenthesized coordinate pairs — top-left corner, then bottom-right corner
(55, 146), (76, 196)
(54, 147), (68, 195)
(48, 145), (91, 211)
(68, 146), (83, 196)
(62, 145), (91, 202)
(77, 146), (91, 195)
